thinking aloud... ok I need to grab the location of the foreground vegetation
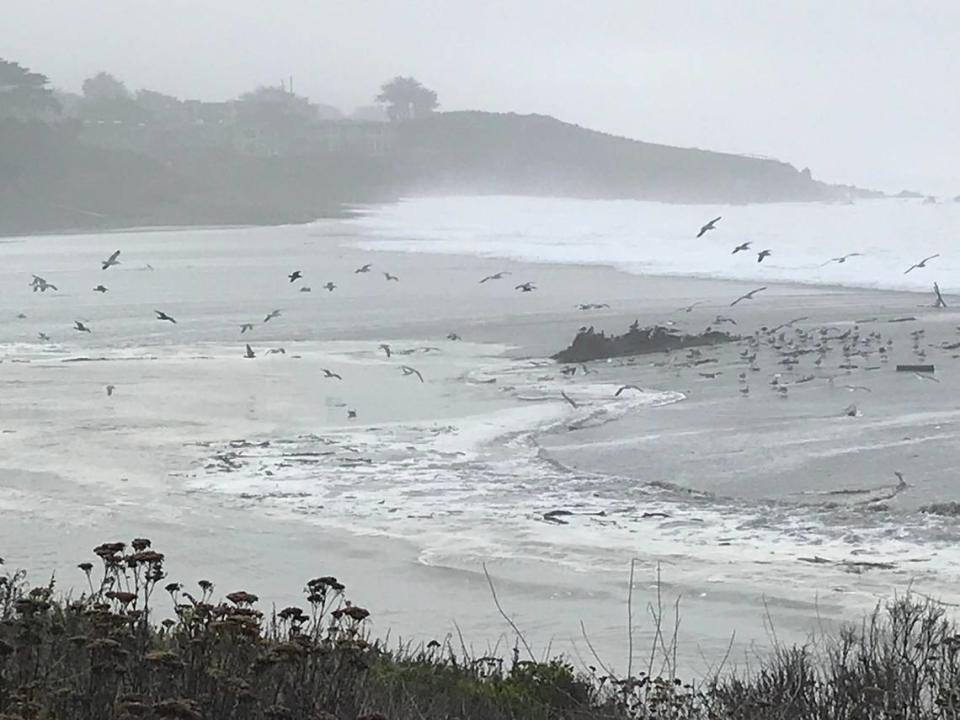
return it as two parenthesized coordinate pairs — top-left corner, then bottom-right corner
(2, 541), (959, 719)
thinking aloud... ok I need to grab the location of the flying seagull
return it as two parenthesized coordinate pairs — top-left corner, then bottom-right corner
(480, 271), (511, 283)
(355, 263), (372, 274)
(714, 315), (737, 325)
(379, 343), (392, 358)
(101, 250), (121, 270)
(384, 272), (399, 281)
(37, 332), (50, 341)
(154, 310), (176, 324)
(446, 332), (461, 341)
(288, 270), (302, 283)
(821, 253), (863, 266)
(300, 286), (312, 293)
(263, 309), (282, 323)
(323, 282), (336, 292)
(730, 287), (767, 306)
(696, 216), (722, 238)
(400, 365), (424, 382)
(74, 320), (91, 333)
(560, 391), (579, 408)
(679, 301), (703, 313)
(265, 347), (286, 355)
(515, 282), (536, 292)
(244, 344), (255, 359)
(105, 384), (116, 397)
(93, 285), (108, 293)
(321, 368), (342, 380)
(240, 323), (254, 334)
(757, 249), (772, 263)
(731, 242), (751, 255)
(904, 254), (939, 274)
(615, 385), (645, 397)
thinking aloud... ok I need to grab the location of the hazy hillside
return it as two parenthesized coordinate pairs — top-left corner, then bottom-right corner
(392, 112), (843, 203)
(0, 111), (853, 236)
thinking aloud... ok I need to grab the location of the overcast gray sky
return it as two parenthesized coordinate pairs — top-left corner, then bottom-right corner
(5, 1), (957, 194)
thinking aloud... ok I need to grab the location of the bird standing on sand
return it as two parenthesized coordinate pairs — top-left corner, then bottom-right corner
(515, 282), (536, 292)
(696, 216), (722, 238)
(730, 287), (767, 306)
(93, 285), (108, 293)
(480, 271), (511, 283)
(323, 282), (336, 292)
(731, 242), (751, 254)
(244, 344), (255, 359)
(904, 254), (939, 274)
(30, 275), (58, 292)
(101, 250), (121, 270)
(263, 309), (282, 323)
(821, 253), (863, 266)
(288, 270), (302, 283)
(240, 323), (254, 334)
(384, 272), (399, 281)
(74, 321), (91, 333)
(355, 264), (372, 274)
(321, 368), (342, 380)
(154, 310), (176, 324)
(757, 249), (772, 263)
(105, 385), (116, 397)
(379, 343), (392, 358)
(400, 365), (424, 382)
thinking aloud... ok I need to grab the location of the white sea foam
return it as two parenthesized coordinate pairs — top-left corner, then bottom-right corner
(348, 195), (960, 292)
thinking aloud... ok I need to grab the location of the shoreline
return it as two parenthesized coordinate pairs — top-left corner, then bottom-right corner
(2, 218), (960, 675)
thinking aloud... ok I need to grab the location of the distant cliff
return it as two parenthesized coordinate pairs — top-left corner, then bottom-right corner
(1, 111), (858, 236)
(391, 112), (847, 204)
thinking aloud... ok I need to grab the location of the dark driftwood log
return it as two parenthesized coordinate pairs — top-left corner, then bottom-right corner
(934, 282), (948, 308)
(896, 364), (935, 373)
(552, 322), (737, 363)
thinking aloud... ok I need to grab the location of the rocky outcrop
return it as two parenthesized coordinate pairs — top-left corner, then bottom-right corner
(552, 321), (737, 363)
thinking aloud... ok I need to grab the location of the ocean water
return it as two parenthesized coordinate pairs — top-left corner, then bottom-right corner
(2, 204), (960, 659)
(348, 195), (960, 293)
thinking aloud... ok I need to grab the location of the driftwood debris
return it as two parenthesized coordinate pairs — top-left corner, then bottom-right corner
(552, 321), (737, 364)
(934, 282), (948, 308)
(896, 364), (935, 373)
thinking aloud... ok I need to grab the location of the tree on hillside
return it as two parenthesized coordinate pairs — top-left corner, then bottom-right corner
(82, 72), (130, 100)
(375, 76), (438, 121)
(79, 72), (148, 122)
(235, 85), (318, 123)
(0, 59), (60, 120)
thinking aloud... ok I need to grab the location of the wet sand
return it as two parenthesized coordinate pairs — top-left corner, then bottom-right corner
(2, 221), (959, 676)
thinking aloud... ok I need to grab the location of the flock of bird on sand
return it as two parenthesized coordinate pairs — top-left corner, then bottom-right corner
(22, 215), (950, 431)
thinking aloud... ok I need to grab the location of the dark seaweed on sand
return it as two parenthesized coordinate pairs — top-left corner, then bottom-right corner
(553, 322), (737, 363)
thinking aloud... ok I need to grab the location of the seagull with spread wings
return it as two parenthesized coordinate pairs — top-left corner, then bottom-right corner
(696, 216), (721, 238)
(730, 287), (767, 306)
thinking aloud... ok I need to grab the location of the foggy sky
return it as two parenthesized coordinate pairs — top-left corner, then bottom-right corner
(5, 1), (958, 194)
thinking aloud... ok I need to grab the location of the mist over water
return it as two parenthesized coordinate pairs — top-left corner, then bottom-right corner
(351, 195), (960, 293)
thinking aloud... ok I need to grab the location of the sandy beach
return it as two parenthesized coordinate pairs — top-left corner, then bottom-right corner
(3, 216), (960, 676)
